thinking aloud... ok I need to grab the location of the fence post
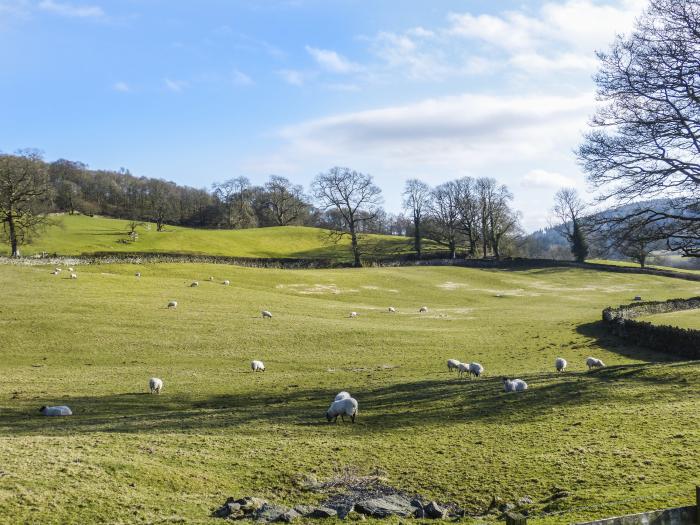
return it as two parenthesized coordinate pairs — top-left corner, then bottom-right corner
(505, 511), (527, 525)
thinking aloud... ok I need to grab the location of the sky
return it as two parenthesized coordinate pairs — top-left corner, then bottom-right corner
(0, 0), (647, 230)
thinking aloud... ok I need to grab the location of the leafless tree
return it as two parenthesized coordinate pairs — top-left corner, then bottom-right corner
(263, 175), (308, 226)
(454, 177), (480, 257)
(0, 150), (51, 256)
(577, 0), (700, 256)
(402, 179), (431, 258)
(212, 176), (256, 228)
(311, 167), (383, 267)
(427, 181), (461, 258)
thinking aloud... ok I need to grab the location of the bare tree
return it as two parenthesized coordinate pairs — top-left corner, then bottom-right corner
(577, 0), (700, 257)
(551, 188), (590, 262)
(311, 167), (383, 267)
(263, 175), (309, 226)
(454, 177), (480, 257)
(0, 150), (51, 256)
(427, 181), (461, 258)
(402, 179), (431, 258)
(213, 176), (256, 228)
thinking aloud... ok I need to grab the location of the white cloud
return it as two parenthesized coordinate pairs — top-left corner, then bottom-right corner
(164, 78), (187, 92)
(521, 169), (579, 189)
(231, 69), (254, 86)
(305, 46), (361, 74)
(278, 69), (307, 86)
(38, 0), (104, 18)
(112, 81), (130, 92)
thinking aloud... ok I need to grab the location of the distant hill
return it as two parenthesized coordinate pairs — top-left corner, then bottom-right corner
(23, 214), (429, 261)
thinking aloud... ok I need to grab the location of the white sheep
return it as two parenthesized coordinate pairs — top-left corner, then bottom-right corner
(223, 280), (230, 286)
(50, 271), (58, 275)
(39, 405), (72, 416)
(334, 391), (351, 401)
(326, 397), (358, 423)
(388, 307), (396, 312)
(190, 281), (199, 287)
(586, 357), (605, 370)
(54, 267), (62, 272)
(468, 362), (484, 378)
(251, 360), (265, 372)
(349, 311), (357, 318)
(208, 276), (214, 281)
(68, 267), (74, 272)
(447, 359), (461, 372)
(503, 378), (528, 393)
(167, 300), (178, 309)
(135, 272), (141, 278)
(555, 357), (567, 372)
(262, 310), (273, 319)
(457, 362), (470, 378)
(419, 306), (428, 313)
(70, 273), (77, 279)
(149, 377), (164, 394)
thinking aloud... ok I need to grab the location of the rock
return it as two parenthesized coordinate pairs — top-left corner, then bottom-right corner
(253, 502), (288, 523)
(329, 503), (354, 519)
(237, 496), (268, 513)
(410, 498), (424, 509)
(292, 505), (314, 517)
(499, 502), (516, 513)
(275, 509), (300, 523)
(413, 507), (427, 519)
(310, 506), (338, 519)
(355, 494), (419, 518)
(424, 501), (447, 519)
(517, 496), (533, 506)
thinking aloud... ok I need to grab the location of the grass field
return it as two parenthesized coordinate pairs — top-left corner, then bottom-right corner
(0, 262), (699, 524)
(23, 214), (426, 260)
(638, 309), (700, 330)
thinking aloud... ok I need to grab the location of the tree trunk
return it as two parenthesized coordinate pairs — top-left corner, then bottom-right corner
(449, 240), (456, 259)
(8, 216), (19, 257)
(414, 215), (421, 258)
(349, 221), (361, 267)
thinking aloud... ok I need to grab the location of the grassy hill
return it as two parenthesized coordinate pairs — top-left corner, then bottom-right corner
(22, 214), (426, 260)
(0, 262), (698, 523)
(639, 309), (700, 330)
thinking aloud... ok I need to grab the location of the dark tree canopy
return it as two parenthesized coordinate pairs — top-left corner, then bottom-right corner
(578, 0), (700, 256)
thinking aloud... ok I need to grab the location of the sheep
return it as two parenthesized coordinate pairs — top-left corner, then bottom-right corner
(503, 378), (528, 393)
(190, 281), (199, 287)
(167, 300), (178, 309)
(468, 362), (484, 378)
(54, 267), (62, 273)
(555, 357), (567, 372)
(135, 272), (141, 278)
(447, 359), (461, 372)
(251, 360), (265, 372)
(261, 310), (273, 319)
(334, 391), (351, 401)
(326, 397), (358, 423)
(388, 307), (396, 313)
(50, 271), (59, 275)
(586, 357), (605, 370)
(208, 276), (214, 281)
(457, 362), (470, 378)
(149, 377), (164, 394)
(70, 273), (77, 279)
(419, 306), (428, 313)
(39, 405), (72, 416)
(223, 280), (230, 286)
(349, 311), (358, 318)
(68, 267), (74, 272)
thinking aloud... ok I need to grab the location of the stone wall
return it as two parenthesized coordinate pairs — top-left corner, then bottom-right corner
(575, 504), (697, 525)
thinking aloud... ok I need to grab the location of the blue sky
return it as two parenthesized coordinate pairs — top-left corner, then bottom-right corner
(0, 0), (646, 230)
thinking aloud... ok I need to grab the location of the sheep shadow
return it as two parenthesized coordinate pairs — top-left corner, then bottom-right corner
(2, 361), (696, 437)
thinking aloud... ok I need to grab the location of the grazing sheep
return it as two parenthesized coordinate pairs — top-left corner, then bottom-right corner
(190, 281), (199, 287)
(334, 391), (351, 401)
(326, 397), (358, 423)
(468, 362), (484, 378)
(555, 357), (567, 372)
(349, 311), (358, 318)
(447, 359), (461, 372)
(419, 306), (428, 313)
(149, 377), (164, 394)
(68, 267), (74, 272)
(39, 405), (72, 416)
(208, 276), (214, 281)
(503, 378), (528, 393)
(251, 360), (265, 372)
(223, 280), (230, 286)
(54, 267), (62, 272)
(262, 310), (273, 319)
(388, 307), (396, 313)
(457, 362), (470, 378)
(70, 273), (77, 279)
(167, 300), (178, 309)
(135, 272), (141, 278)
(586, 357), (605, 370)
(50, 271), (58, 275)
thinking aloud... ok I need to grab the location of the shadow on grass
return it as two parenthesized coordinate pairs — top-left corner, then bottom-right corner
(576, 321), (683, 363)
(2, 362), (696, 437)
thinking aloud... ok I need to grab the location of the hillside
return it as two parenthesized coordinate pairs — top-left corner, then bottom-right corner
(0, 263), (698, 523)
(24, 214), (425, 260)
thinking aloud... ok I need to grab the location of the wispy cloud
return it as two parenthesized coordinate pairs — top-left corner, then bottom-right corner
(231, 69), (254, 86)
(164, 78), (187, 92)
(38, 0), (104, 18)
(277, 69), (307, 86)
(521, 169), (580, 189)
(305, 46), (362, 74)
(112, 81), (131, 92)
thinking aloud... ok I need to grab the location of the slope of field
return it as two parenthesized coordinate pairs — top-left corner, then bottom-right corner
(26, 214), (423, 260)
(638, 309), (700, 330)
(0, 264), (698, 524)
